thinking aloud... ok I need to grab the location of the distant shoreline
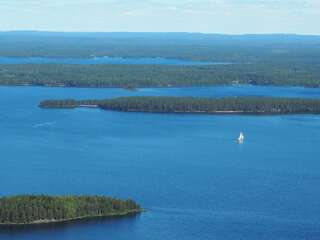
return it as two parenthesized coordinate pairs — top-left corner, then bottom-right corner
(2, 83), (320, 90)
(0, 63), (320, 89)
(1, 32), (320, 88)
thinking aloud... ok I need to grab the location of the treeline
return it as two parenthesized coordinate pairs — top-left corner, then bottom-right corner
(1, 32), (320, 88)
(40, 96), (320, 114)
(0, 195), (141, 225)
(1, 63), (320, 88)
(1, 32), (320, 63)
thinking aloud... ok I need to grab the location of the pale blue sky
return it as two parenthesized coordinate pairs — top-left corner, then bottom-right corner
(0, 0), (319, 34)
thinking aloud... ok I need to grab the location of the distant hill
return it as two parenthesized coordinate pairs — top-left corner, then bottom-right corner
(0, 31), (320, 62)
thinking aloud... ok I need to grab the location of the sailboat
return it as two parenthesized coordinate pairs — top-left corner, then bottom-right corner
(238, 132), (244, 144)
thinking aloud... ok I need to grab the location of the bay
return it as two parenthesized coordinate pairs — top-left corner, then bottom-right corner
(0, 85), (320, 240)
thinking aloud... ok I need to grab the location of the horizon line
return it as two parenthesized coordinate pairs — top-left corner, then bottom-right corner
(0, 30), (320, 37)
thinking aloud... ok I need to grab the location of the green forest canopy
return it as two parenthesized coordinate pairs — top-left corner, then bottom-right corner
(1, 32), (320, 62)
(0, 63), (320, 88)
(39, 96), (320, 114)
(0, 32), (320, 88)
(0, 195), (141, 225)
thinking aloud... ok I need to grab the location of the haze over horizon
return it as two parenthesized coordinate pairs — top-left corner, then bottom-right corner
(0, 0), (319, 35)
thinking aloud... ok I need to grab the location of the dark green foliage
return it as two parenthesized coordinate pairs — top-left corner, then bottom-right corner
(40, 96), (320, 114)
(1, 63), (320, 88)
(0, 195), (141, 224)
(1, 33), (320, 88)
(1, 32), (320, 62)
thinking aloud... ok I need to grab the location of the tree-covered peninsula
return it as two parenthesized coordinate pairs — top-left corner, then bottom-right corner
(39, 96), (320, 114)
(0, 195), (141, 225)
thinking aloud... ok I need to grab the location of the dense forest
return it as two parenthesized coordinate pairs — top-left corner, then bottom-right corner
(0, 32), (320, 88)
(1, 63), (320, 88)
(39, 96), (320, 114)
(0, 195), (141, 225)
(1, 32), (320, 62)
(0, 32), (320, 87)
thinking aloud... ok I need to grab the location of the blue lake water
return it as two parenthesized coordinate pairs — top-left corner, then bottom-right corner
(0, 56), (227, 65)
(1, 85), (320, 240)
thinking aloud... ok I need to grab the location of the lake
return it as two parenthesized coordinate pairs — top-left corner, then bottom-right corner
(0, 56), (228, 65)
(0, 85), (320, 240)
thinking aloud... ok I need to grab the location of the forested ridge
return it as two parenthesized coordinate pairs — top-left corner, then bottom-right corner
(39, 96), (320, 114)
(0, 195), (141, 225)
(1, 32), (320, 62)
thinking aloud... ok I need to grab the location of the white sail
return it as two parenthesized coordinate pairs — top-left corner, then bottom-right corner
(238, 132), (244, 143)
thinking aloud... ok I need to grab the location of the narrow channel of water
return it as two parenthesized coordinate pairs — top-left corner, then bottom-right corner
(0, 56), (230, 65)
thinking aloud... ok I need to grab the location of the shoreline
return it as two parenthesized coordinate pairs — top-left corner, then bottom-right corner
(0, 209), (142, 226)
(39, 96), (320, 115)
(79, 104), (99, 108)
(41, 105), (320, 115)
(0, 83), (319, 90)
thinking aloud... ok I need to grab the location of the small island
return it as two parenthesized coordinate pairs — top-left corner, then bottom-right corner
(0, 195), (142, 225)
(39, 96), (320, 114)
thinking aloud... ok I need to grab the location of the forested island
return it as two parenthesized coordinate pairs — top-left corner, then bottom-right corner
(0, 195), (142, 225)
(39, 96), (320, 114)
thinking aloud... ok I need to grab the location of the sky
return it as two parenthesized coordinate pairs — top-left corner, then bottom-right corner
(0, 0), (319, 34)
